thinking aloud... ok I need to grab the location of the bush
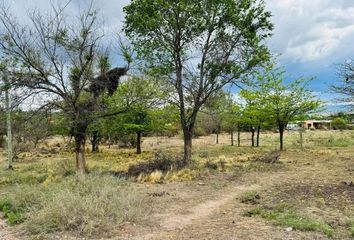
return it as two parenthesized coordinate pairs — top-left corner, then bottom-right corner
(332, 117), (347, 130)
(205, 160), (218, 170)
(128, 152), (186, 176)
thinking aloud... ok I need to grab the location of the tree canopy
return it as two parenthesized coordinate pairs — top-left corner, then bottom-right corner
(124, 0), (273, 163)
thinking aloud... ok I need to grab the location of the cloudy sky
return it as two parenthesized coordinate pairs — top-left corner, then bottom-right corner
(6, 0), (354, 111)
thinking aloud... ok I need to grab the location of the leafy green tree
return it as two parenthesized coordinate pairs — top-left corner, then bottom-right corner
(107, 76), (167, 154)
(256, 66), (320, 150)
(204, 91), (229, 144)
(240, 88), (272, 147)
(222, 95), (242, 146)
(124, 0), (273, 164)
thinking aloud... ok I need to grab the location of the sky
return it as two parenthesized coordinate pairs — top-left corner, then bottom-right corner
(266, 0), (354, 112)
(5, 0), (354, 112)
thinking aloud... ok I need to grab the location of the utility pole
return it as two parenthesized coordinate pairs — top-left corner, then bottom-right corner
(4, 75), (13, 170)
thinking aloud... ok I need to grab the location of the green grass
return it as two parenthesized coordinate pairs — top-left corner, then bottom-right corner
(0, 199), (25, 225)
(346, 218), (354, 237)
(243, 205), (333, 237)
(240, 191), (261, 205)
(0, 163), (49, 185)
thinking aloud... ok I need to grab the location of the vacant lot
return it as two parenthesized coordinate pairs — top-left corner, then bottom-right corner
(0, 130), (353, 239)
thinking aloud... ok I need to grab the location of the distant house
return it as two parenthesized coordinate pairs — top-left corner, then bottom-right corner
(301, 120), (332, 130)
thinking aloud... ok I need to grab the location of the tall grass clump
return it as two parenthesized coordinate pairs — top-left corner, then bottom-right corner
(0, 174), (147, 237)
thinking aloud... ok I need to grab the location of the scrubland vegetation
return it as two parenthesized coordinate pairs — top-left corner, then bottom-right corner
(0, 130), (353, 239)
(0, 0), (353, 239)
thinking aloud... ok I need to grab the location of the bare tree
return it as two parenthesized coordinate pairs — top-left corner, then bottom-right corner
(0, 2), (127, 174)
(333, 59), (354, 109)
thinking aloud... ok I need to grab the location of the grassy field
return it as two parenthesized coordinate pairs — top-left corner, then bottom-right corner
(0, 130), (353, 239)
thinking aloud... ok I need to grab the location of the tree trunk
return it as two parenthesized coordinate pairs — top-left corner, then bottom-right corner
(251, 127), (255, 147)
(75, 133), (87, 174)
(256, 125), (261, 147)
(183, 129), (192, 165)
(237, 127), (241, 147)
(279, 125), (284, 151)
(5, 76), (13, 170)
(91, 130), (99, 153)
(230, 129), (234, 146)
(73, 118), (88, 174)
(299, 130), (303, 148)
(136, 131), (142, 154)
(216, 124), (221, 144)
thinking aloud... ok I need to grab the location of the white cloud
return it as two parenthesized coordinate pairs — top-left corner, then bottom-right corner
(4, 0), (354, 68)
(267, 0), (354, 63)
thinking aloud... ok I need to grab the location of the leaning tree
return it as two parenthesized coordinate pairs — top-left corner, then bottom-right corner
(124, 0), (273, 164)
(0, 3), (128, 174)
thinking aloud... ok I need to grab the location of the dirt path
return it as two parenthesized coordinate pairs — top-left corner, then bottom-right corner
(158, 184), (260, 231)
(125, 184), (261, 240)
(122, 151), (338, 240)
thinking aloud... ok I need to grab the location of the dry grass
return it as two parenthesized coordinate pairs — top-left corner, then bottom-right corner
(0, 130), (353, 239)
(0, 174), (147, 238)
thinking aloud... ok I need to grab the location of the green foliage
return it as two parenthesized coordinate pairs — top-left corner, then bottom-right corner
(250, 65), (321, 128)
(240, 88), (273, 131)
(241, 63), (321, 149)
(346, 219), (354, 237)
(222, 95), (243, 132)
(102, 76), (176, 148)
(244, 205), (333, 237)
(0, 199), (24, 225)
(240, 191), (261, 204)
(332, 117), (347, 130)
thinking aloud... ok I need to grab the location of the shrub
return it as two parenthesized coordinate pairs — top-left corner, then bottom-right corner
(205, 160), (218, 170)
(332, 117), (347, 130)
(253, 151), (281, 164)
(128, 152), (186, 176)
